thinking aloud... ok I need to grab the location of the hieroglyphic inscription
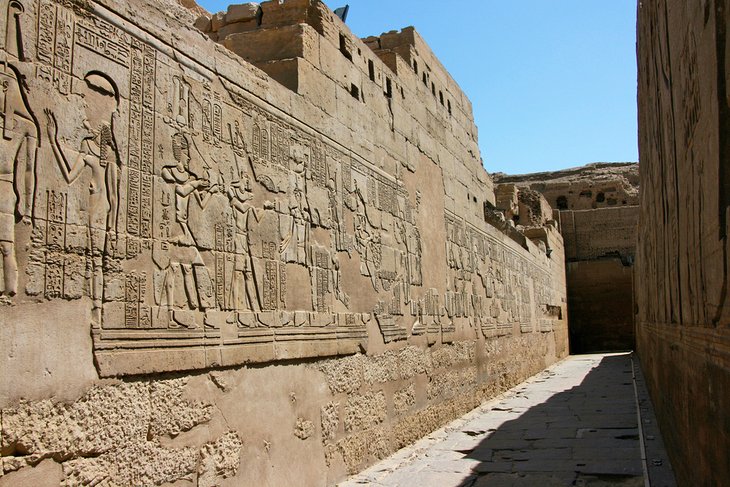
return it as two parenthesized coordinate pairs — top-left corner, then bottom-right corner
(262, 241), (283, 310)
(377, 178), (397, 216)
(215, 223), (226, 309)
(53, 7), (73, 92)
(312, 246), (330, 312)
(310, 140), (326, 186)
(36, 0), (73, 93)
(44, 190), (67, 299)
(75, 16), (130, 67)
(124, 272), (149, 328)
(127, 39), (156, 240)
(270, 123), (289, 169)
(36, 1), (55, 72)
(214, 221), (235, 309)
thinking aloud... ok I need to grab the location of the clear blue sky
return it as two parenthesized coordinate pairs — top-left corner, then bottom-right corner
(197, 0), (638, 174)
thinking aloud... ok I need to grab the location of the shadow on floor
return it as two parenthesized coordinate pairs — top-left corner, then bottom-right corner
(457, 354), (645, 487)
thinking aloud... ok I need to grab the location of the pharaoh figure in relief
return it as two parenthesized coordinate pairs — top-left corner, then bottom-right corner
(226, 171), (261, 312)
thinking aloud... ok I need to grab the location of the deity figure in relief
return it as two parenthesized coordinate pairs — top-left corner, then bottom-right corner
(46, 72), (121, 315)
(0, 0), (39, 299)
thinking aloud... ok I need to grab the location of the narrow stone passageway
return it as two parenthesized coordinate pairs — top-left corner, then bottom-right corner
(341, 353), (676, 487)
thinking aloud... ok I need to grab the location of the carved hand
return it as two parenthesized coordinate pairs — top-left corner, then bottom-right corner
(44, 109), (57, 137)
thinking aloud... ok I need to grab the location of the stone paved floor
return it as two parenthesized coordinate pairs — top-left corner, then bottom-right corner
(341, 353), (676, 487)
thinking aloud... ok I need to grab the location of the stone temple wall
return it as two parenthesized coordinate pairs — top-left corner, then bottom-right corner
(0, 0), (567, 484)
(637, 1), (730, 485)
(493, 164), (637, 353)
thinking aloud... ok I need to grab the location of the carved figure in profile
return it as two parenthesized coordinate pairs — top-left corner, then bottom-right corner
(280, 159), (310, 264)
(0, 0), (39, 298)
(156, 132), (218, 323)
(352, 179), (381, 290)
(227, 172), (261, 312)
(46, 72), (120, 314)
(161, 132), (218, 246)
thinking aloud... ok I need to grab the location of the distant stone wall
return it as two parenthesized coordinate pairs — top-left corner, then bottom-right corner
(566, 259), (634, 353)
(495, 165), (637, 353)
(0, 0), (567, 484)
(637, 1), (730, 485)
(493, 162), (639, 211)
(557, 206), (638, 262)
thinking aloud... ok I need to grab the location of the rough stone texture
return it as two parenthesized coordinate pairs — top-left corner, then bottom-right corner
(362, 351), (400, 384)
(61, 442), (199, 486)
(426, 367), (477, 401)
(392, 384), (415, 416)
(431, 341), (475, 369)
(320, 402), (340, 441)
(0, 0), (568, 484)
(315, 355), (364, 394)
(344, 391), (387, 432)
(496, 163), (638, 353)
(198, 432), (244, 487)
(637, 1), (730, 486)
(0, 378), (235, 484)
(294, 417), (315, 439)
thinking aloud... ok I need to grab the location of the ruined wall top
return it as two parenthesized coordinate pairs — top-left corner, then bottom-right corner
(493, 163), (638, 262)
(493, 162), (639, 211)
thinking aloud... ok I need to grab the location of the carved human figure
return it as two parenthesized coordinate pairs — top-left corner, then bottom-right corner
(157, 132), (218, 321)
(227, 172), (261, 312)
(0, 0), (38, 298)
(161, 132), (217, 246)
(352, 180), (381, 290)
(280, 160), (310, 264)
(45, 72), (120, 313)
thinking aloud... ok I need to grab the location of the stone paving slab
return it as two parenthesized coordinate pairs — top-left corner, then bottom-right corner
(340, 353), (677, 487)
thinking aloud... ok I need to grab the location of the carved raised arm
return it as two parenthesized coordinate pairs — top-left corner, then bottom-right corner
(44, 109), (86, 184)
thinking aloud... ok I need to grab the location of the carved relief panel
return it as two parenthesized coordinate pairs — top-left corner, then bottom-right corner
(0, 0), (563, 376)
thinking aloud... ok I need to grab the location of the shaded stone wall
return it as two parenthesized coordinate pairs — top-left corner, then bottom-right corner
(566, 259), (634, 353)
(558, 206), (639, 263)
(0, 0), (567, 484)
(637, 1), (730, 485)
(494, 165), (638, 353)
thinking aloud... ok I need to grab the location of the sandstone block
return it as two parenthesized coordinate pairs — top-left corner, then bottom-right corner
(211, 11), (226, 32)
(224, 23), (319, 66)
(217, 19), (259, 40)
(226, 3), (262, 24)
(194, 15), (211, 32)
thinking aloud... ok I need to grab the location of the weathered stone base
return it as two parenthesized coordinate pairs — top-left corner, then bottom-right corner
(0, 332), (565, 486)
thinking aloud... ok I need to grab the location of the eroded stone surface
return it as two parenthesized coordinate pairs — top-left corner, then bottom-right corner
(0, 378), (238, 485)
(344, 391), (386, 432)
(198, 432), (244, 487)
